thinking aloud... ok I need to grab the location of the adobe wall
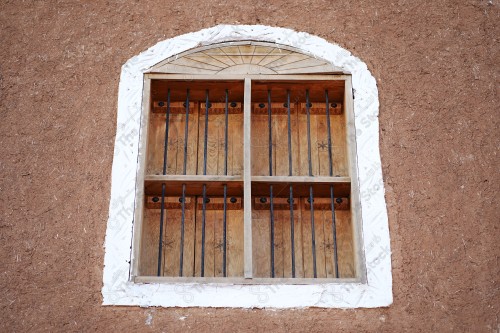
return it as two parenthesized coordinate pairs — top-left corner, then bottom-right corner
(1, 1), (498, 331)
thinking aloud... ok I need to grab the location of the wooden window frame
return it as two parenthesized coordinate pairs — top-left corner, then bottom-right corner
(131, 73), (366, 285)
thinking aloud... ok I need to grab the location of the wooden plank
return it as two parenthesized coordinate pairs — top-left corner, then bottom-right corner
(135, 276), (360, 284)
(229, 112), (243, 176)
(332, 110), (348, 176)
(300, 198), (313, 278)
(213, 200), (224, 277)
(139, 207), (159, 276)
(273, 114), (288, 176)
(251, 178), (351, 198)
(145, 114), (165, 175)
(197, 112), (221, 175)
(273, 208), (284, 278)
(294, 195), (305, 278)
(132, 77), (151, 277)
(314, 208), (327, 278)
(251, 113), (269, 176)
(146, 73), (351, 81)
(336, 210), (355, 278)
(144, 177), (243, 197)
(227, 206), (244, 277)
(252, 208), (270, 278)
(163, 200), (182, 277)
(344, 76), (364, 280)
(243, 78), (253, 278)
(182, 199), (196, 277)
(316, 112), (331, 177)
(323, 206), (337, 278)
(194, 198), (215, 277)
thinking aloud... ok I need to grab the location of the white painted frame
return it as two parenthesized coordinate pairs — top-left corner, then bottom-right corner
(102, 25), (392, 308)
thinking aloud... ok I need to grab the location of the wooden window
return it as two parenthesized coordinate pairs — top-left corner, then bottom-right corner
(132, 44), (364, 284)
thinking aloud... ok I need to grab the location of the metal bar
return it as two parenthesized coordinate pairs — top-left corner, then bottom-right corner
(200, 90), (210, 277)
(286, 90), (295, 278)
(268, 90), (275, 278)
(325, 90), (339, 278)
(179, 89), (190, 276)
(157, 89), (171, 276)
(306, 90), (317, 278)
(223, 89), (229, 277)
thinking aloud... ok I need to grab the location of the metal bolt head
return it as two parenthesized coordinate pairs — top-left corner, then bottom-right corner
(204, 198), (210, 203)
(230, 102), (237, 108)
(283, 103), (288, 108)
(331, 103), (338, 108)
(152, 197), (159, 203)
(178, 197), (184, 203)
(336, 198), (343, 204)
(230, 197), (237, 203)
(307, 198), (314, 203)
(158, 101), (165, 107)
(206, 102), (212, 108)
(258, 103), (265, 109)
(307, 102), (313, 108)
(259, 197), (267, 203)
(183, 102), (187, 108)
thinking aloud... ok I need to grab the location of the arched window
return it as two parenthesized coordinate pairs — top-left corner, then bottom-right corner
(103, 26), (392, 308)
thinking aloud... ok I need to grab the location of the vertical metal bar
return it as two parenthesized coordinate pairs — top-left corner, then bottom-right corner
(201, 89), (209, 277)
(325, 90), (339, 278)
(223, 89), (229, 277)
(306, 90), (317, 278)
(286, 90), (295, 278)
(157, 89), (171, 276)
(179, 89), (190, 276)
(268, 90), (275, 278)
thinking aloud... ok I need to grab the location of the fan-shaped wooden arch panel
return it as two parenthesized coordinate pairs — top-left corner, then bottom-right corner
(147, 42), (344, 75)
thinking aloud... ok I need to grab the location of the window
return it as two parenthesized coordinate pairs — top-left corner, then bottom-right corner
(103, 26), (392, 308)
(132, 44), (364, 284)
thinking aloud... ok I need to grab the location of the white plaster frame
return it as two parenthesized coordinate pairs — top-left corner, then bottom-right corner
(102, 25), (392, 308)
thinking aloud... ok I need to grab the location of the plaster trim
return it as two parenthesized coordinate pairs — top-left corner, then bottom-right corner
(102, 24), (392, 308)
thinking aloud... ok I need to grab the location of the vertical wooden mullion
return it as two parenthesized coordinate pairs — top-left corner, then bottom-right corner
(243, 78), (253, 278)
(132, 77), (151, 277)
(344, 76), (365, 281)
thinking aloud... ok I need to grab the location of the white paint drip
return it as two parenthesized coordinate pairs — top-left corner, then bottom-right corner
(102, 24), (392, 308)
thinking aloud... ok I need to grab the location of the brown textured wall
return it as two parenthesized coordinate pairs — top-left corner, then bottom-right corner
(1, 1), (498, 332)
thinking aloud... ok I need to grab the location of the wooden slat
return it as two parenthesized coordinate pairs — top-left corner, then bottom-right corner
(299, 102), (342, 115)
(336, 210), (355, 278)
(135, 276), (360, 284)
(229, 113), (243, 176)
(227, 207), (244, 277)
(144, 177), (243, 197)
(152, 101), (195, 114)
(250, 113), (269, 176)
(300, 198), (313, 278)
(332, 109), (348, 176)
(139, 208), (160, 276)
(252, 207), (270, 278)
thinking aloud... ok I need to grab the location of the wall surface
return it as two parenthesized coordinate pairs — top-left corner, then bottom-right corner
(0, 0), (498, 332)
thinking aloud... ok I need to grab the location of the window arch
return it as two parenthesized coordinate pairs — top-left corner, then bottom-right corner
(103, 25), (391, 308)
